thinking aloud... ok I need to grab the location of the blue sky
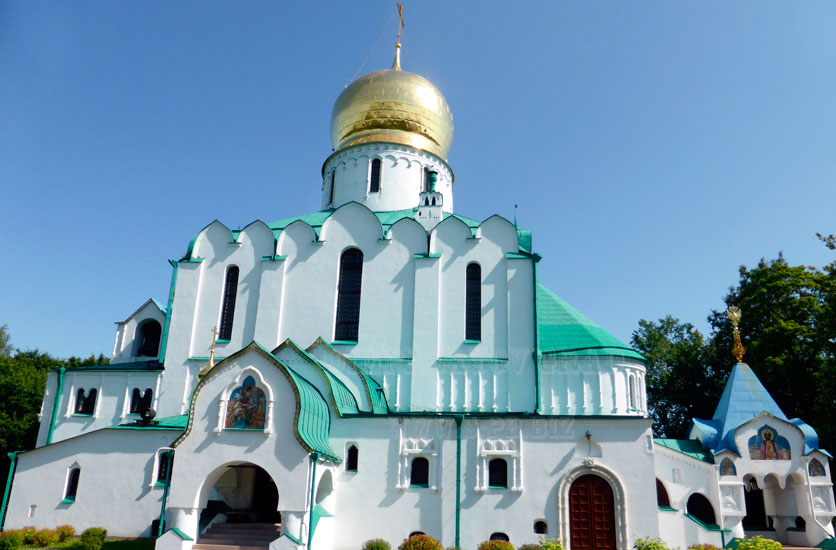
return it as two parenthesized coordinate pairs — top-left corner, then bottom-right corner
(2, 1), (835, 358)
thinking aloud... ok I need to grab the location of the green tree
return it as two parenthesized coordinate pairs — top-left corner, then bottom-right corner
(0, 328), (110, 482)
(635, 239), (836, 449)
(631, 316), (725, 438)
(0, 324), (11, 357)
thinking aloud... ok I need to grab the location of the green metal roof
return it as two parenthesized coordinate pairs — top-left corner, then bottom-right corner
(308, 338), (390, 415)
(536, 283), (644, 360)
(273, 340), (359, 417)
(654, 438), (715, 464)
(114, 414), (188, 430)
(172, 342), (340, 462)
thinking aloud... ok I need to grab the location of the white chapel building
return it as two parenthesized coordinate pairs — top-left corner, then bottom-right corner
(2, 38), (834, 550)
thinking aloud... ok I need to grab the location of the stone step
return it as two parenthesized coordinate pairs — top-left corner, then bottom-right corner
(199, 538), (276, 546)
(203, 527), (281, 537)
(198, 531), (281, 541)
(207, 523), (281, 531)
(193, 544), (268, 550)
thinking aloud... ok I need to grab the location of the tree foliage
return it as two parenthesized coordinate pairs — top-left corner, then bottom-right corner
(633, 239), (836, 449)
(0, 330), (109, 481)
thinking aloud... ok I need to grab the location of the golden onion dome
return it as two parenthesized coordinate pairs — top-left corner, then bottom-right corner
(330, 54), (454, 159)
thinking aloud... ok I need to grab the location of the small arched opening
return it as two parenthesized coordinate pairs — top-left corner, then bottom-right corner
(686, 493), (716, 526)
(135, 319), (162, 357)
(534, 520), (547, 534)
(656, 478), (671, 508)
(490, 533), (510, 542)
(346, 444), (358, 472)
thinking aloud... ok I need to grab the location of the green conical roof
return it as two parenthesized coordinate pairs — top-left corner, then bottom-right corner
(536, 283), (644, 360)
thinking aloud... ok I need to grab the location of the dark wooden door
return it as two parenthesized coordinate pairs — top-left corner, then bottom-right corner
(569, 474), (616, 550)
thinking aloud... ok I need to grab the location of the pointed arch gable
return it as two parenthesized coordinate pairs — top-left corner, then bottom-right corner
(171, 342), (340, 462)
(475, 215), (520, 253)
(429, 215), (473, 254)
(306, 337), (388, 414)
(276, 219), (320, 256)
(319, 201), (384, 243)
(238, 220), (277, 258)
(272, 339), (359, 416)
(190, 220), (236, 260)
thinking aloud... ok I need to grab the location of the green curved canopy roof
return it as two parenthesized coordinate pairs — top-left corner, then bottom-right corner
(536, 283), (644, 360)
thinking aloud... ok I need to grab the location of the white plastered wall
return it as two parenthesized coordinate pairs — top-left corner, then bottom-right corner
(321, 143), (454, 213)
(5, 429), (177, 536)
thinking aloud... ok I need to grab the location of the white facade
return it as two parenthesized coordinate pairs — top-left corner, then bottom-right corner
(3, 48), (831, 550)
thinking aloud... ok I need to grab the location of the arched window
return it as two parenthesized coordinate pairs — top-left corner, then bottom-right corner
(795, 516), (806, 530)
(156, 451), (173, 485)
(422, 167), (430, 193)
(490, 533), (510, 542)
(369, 158), (381, 193)
(64, 467), (80, 502)
(130, 388), (153, 414)
(465, 263), (481, 341)
(656, 478), (671, 508)
(346, 445), (359, 472)
(219, 266), (239, 341)
(410, 457), (429, 487)
(686, 493), (716, 526)
(533, 520), (547, 534)
(628, 375), (637, 409)
(75, 388), (97, 415)
(135, 320), (161, 357)
(225, 375), (266, 430)
(409, 532), (426, 539)
(335, 249), (363, 342)
(809, 458), (826, 477)
(720, 458), (737, 476)
(488, 458), (508, 488)
(329, 170), (336, 205)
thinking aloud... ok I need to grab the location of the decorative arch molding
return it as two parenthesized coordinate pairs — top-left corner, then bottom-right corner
(556, 461), (629, 550)
(214, 366), (275, 435)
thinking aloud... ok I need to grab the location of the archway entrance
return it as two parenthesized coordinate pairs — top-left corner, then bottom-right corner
(569, 474), (616, 550)
(743, 477), (768, 531)
(199, 464), (281, 532)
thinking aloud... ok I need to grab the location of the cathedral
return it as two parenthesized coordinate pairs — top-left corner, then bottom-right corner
(1, 28), (834, 550)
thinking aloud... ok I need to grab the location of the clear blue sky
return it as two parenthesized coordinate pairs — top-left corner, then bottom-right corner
(2, 1), (835, 358)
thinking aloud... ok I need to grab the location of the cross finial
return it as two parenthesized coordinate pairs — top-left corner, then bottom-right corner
(209, 325), (218, 368)
(726, 306), (745, 362)
(393, 3), (404, 70)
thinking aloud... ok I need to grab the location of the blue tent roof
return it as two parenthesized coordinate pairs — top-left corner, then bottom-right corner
(691, 362), (827, 457)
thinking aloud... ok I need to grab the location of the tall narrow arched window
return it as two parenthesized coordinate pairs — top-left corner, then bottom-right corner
(335, 249), (363, 342)
(465, 263), (481, 341)
(219, 265), (239, 341)
(329, 170), (336, 205)
(410, 457), (429, 487)
(422, 167), (430, 193)
(628, 375), (637, 409)
(369, 158), (381, 193)
(346, 445), (359, 472)
(488, 458), (508, 488)
(64, 467), (80, 502)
